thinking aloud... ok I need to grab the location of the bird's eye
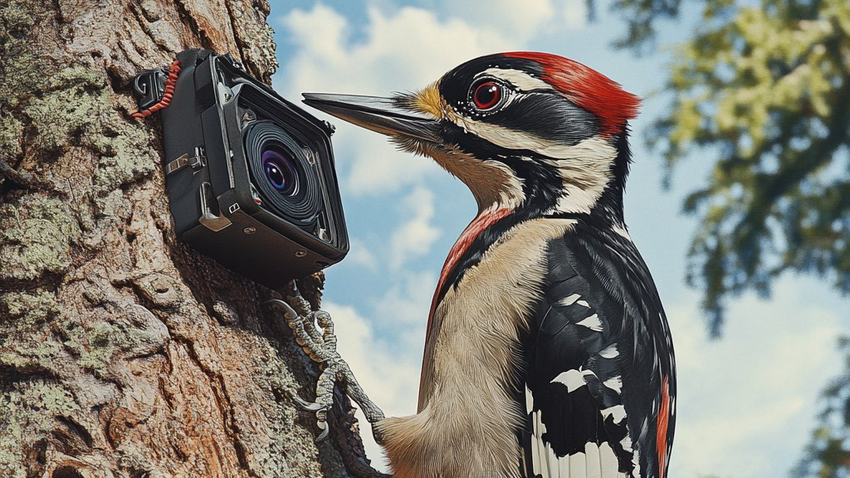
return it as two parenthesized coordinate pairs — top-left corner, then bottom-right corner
(470, 80), (504, 111)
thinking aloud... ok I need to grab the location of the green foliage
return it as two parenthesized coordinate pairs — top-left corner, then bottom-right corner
(609, 0), (684, 50)
(627, 0), (850, 334)
(606, 0), (850, 475)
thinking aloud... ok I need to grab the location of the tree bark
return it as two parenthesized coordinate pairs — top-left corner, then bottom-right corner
(0, 1), (373, 476)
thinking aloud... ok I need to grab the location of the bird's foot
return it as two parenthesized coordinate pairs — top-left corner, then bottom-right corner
(265, 287), (385, 443)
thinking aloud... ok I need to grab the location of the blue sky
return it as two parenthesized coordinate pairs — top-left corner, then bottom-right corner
(265, 1), (850, 476)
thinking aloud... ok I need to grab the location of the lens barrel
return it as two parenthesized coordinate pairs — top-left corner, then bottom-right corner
(244, 120), (322, 228)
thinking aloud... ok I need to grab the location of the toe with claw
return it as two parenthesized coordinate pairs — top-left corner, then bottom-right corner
(265, 287), (385, 443)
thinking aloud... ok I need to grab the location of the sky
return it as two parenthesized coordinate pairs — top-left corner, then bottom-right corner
(264, 1), (850, 476)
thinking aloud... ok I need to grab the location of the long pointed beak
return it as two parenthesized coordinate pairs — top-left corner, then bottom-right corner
(302, 93), (442, 144)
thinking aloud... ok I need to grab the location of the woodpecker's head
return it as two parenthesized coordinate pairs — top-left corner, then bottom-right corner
(304, 52), (640, 222)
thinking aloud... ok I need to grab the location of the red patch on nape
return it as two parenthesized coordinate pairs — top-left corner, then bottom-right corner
(504, 52), (640, 136)
(656, 375), (671, 478)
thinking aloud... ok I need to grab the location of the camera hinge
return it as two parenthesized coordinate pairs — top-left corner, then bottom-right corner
(165, 147), (206, 175)
(198, 182), (232, 232)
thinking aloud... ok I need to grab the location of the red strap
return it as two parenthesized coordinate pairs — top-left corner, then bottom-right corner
(132, 59), (182, 119)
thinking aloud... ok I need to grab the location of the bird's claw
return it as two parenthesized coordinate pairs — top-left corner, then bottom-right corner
(291, 394), (332, 441)
(264, 298), (297, 319)
(292, 394), (331, 413)
(266, 291), (385, 443)
(316, 423), (330, 442)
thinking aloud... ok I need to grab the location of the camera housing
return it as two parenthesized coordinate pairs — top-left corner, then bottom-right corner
(150, 49), (348, 288)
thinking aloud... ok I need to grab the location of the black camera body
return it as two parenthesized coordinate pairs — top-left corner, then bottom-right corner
(151, 50), (348, 288)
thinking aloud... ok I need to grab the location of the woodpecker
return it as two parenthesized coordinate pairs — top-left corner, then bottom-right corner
(303, 52), (676, 478)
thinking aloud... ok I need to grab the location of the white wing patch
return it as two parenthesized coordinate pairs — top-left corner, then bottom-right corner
(599, 442), (626, 478)
(577, 313), (602, 332)
(559, 294), (582, 306)
(550, 369), (596, 393)
(600, 405), (627, 424)
(599, 344), (619, 359)
(622, 436), (641, 472)
(602, 375), (623, 394)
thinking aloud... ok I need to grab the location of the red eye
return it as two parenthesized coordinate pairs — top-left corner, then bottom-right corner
(471, 81), (503, 111)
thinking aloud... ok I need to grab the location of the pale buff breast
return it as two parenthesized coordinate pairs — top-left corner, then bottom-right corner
(376, 218), (576, 478)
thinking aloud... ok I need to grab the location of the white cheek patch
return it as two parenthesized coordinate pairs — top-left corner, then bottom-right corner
(448, 111), (616, 163)
(548, 136), (618, 215)
(446, 109), (617, 215)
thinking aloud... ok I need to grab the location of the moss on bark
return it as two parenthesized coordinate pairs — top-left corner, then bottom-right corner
(0, 0), (375, 476)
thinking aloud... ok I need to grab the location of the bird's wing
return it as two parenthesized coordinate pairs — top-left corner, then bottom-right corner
(519, 228), (675, 478)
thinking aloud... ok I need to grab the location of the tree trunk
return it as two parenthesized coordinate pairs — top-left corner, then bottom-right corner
(0, 1), (373, 476)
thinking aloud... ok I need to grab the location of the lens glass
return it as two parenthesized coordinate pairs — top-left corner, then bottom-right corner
(243, 120), (322, 228)
(262, 148), (298, 195)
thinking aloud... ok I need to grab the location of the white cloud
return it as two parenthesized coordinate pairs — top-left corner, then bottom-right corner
(278, 5), (514, 97)
(274, 4), (521, 196)
(322, 265), (440, 472)
(345, 237), (379, 270)
(434, 0), (587, 41)
(324, 301), (421, 416)
(667, 279), (845, 478)
(389, 187), (442, 269)
(562, 0), (589, 29)
(342, 133), (444, 197)
(274, 2), (588, 197)
(373, 269), (437, 328)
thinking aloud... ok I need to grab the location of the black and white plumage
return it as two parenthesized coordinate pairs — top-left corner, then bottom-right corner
(303, 52), (676, 478)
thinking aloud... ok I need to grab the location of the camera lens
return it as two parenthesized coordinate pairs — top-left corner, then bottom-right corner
(243, 120), (322, 228)
(262, 148), (298, 195)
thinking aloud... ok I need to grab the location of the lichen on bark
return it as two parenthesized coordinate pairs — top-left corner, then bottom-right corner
(0, 0), (376, 477)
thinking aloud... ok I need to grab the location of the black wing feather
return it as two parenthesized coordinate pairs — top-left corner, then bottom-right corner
(520, 223), (675, 478)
